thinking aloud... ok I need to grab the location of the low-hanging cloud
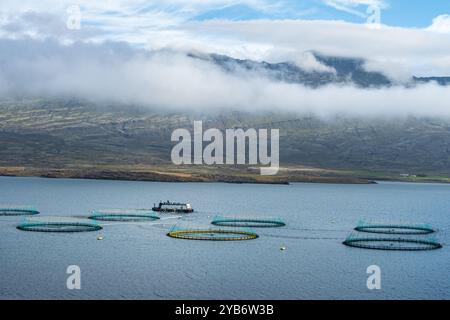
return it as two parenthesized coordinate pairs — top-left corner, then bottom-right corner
(1, 38), (450, 118)
(183, 19), (450, 78)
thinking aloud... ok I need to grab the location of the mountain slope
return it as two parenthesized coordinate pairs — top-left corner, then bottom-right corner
(1, 100), (450, 176)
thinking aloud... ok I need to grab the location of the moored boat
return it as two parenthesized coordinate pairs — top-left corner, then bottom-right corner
(152, 201), (194, 213)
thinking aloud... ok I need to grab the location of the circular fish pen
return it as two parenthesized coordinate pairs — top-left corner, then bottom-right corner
(354, 223), (435, 235)
(17, 222), (102, 233)
(89, 209), (160, 222)
(17, 217), (102, 233)
(343, 237), (442, 251)
(0, 207), (39, 216)
(211, 217), (286, 228)
(167, 228), (258, 241)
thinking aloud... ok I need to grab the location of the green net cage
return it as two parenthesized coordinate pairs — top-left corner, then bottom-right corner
(0, 206), (39, 216)
(211, 216), (286, 228)
(343, 233), (442, 251)
(167, 225), (259, 241)
(354, 221), (436, 235)
(89, 209), (160, 222)
(17, 216), (102, 233)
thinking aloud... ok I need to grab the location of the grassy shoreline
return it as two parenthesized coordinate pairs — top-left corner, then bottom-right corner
(2, 164), (450, 185)
(0, 165), (376, 185)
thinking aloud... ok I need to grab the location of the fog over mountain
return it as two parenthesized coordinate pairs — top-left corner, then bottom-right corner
(1, 1), (450, 118)
(1, 38), (450, 118)
(194, 52), (450, 88)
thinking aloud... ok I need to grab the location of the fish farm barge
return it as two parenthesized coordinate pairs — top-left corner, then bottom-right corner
(152, 201), (194, 213)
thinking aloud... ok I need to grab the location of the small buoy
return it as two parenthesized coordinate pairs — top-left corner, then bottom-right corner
(97, 236), (104, 240)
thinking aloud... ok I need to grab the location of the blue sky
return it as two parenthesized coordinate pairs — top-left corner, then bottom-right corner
(382, 0), (450, 27)
(184, 0), (450, 28)
(1, 1), (448, 33)
(1, 0), (450, 77)
(191, 0), (449, 28)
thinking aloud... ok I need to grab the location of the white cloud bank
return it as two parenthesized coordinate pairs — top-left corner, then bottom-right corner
(427, 14), (450, 34)
(0, 2), (449, 118)
(1, 39), (450, 118)
(1, 1), (450, 78)
(183, 19), (450, 77)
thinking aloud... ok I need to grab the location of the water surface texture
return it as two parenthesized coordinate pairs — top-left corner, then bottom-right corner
(0, 176), (449, 299)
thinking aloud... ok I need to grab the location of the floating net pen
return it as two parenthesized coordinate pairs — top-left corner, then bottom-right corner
(343, 233), (442, 251)
(167, 225), (258, 241)
(354, 221), (436, 235)
(0, 206), (39, 216)
(17, 216), (102, 233)
(89, 209), (160, 222)
(211, 216), (286, 228)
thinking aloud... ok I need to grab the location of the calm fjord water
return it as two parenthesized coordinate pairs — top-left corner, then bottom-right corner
(0, 176), (449, 299)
